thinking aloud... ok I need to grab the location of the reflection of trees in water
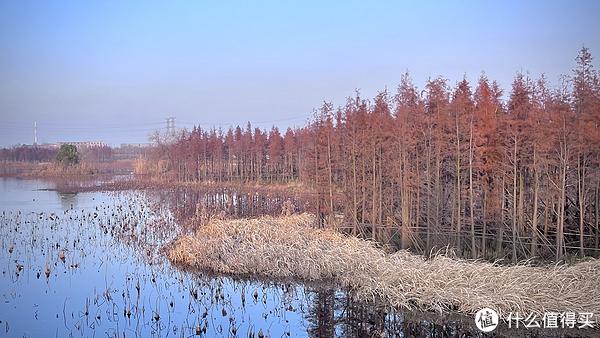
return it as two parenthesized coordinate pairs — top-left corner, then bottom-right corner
(339, 295), (389, 337)
(57, 191), (78, 210)
(306, 289), (392, 338)
(151, 187), (314, 225)
(307, 289), (336, 338)
(305, 289), (482, 338)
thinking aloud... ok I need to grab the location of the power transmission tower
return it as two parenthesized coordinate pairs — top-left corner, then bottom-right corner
(34, 121), (38, 146)
(166, 117), (176, 137)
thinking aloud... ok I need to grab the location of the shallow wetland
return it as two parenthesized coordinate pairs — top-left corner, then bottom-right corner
(0, 177), (594, 337)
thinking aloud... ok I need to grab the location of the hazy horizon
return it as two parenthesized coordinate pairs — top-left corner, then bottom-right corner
(1, 0), (599, 147)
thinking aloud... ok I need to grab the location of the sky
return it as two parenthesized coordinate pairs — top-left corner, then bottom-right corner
(0, 0), (599, 147)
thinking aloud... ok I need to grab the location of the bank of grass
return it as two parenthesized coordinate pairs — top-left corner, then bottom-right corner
(167, 213), (600, 318)
(0, 160), (135, 178)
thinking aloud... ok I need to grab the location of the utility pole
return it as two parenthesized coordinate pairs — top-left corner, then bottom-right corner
(34, 121), (37, 146)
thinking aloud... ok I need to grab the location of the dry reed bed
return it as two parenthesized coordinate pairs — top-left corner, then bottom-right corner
(167, 213), (600, 318)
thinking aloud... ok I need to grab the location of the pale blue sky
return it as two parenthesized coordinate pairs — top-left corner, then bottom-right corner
(0, 0), (598, 146)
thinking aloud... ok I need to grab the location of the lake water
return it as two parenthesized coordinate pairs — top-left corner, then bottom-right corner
(0, 177), (525, 337)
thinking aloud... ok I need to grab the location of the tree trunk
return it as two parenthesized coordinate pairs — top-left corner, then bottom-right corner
(531, 146), (539, 257)
(482, 189), (487, 258)
(496, 177), (505, 257)
(455, 118), (462, 253)
(327, 132), (334, 225)
(512, 135), (518, 263)
(352, 140), (358, 236)
(578, 153), (586, 256)
(557, 139), (567, 262)
(595, 180), (599, 256)
(469, 117), (476, 258)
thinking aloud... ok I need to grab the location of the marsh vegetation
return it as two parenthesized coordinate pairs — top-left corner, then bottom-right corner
(0, 177), (498, 337)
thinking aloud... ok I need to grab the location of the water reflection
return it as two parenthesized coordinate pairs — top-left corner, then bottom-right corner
(307, 289), (336, 337)
(150, 186), (314, 227)
(0, 177), (594, 337)
(57, 191), (78, 210)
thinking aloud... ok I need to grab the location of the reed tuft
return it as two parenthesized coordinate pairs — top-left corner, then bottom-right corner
(167, 214), (600, 317)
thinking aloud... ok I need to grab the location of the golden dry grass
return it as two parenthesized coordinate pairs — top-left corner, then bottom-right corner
(167, 213), (600, 318)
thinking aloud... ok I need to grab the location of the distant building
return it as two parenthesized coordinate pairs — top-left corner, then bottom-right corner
(119, 143), (151, 148)
(18, 143), (59, 150)
(38, 143), (60, 150)
(58, 141), (108, 149)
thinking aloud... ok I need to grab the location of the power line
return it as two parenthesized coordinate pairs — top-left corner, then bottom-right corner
(0, 115), (309, 131)
(177, 114), (310, 128)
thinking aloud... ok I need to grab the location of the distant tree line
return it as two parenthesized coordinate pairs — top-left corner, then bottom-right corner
(0, 144), (114, 163)
(0, 146), (57, 162)
(151, 47), (600, 261)
(78, 145), (113, 163)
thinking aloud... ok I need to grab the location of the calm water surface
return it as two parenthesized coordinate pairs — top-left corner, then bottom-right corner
(0, 177), (508, 337)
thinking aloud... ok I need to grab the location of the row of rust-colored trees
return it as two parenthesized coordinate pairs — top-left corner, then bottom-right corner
(150, 48), (600, 261)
